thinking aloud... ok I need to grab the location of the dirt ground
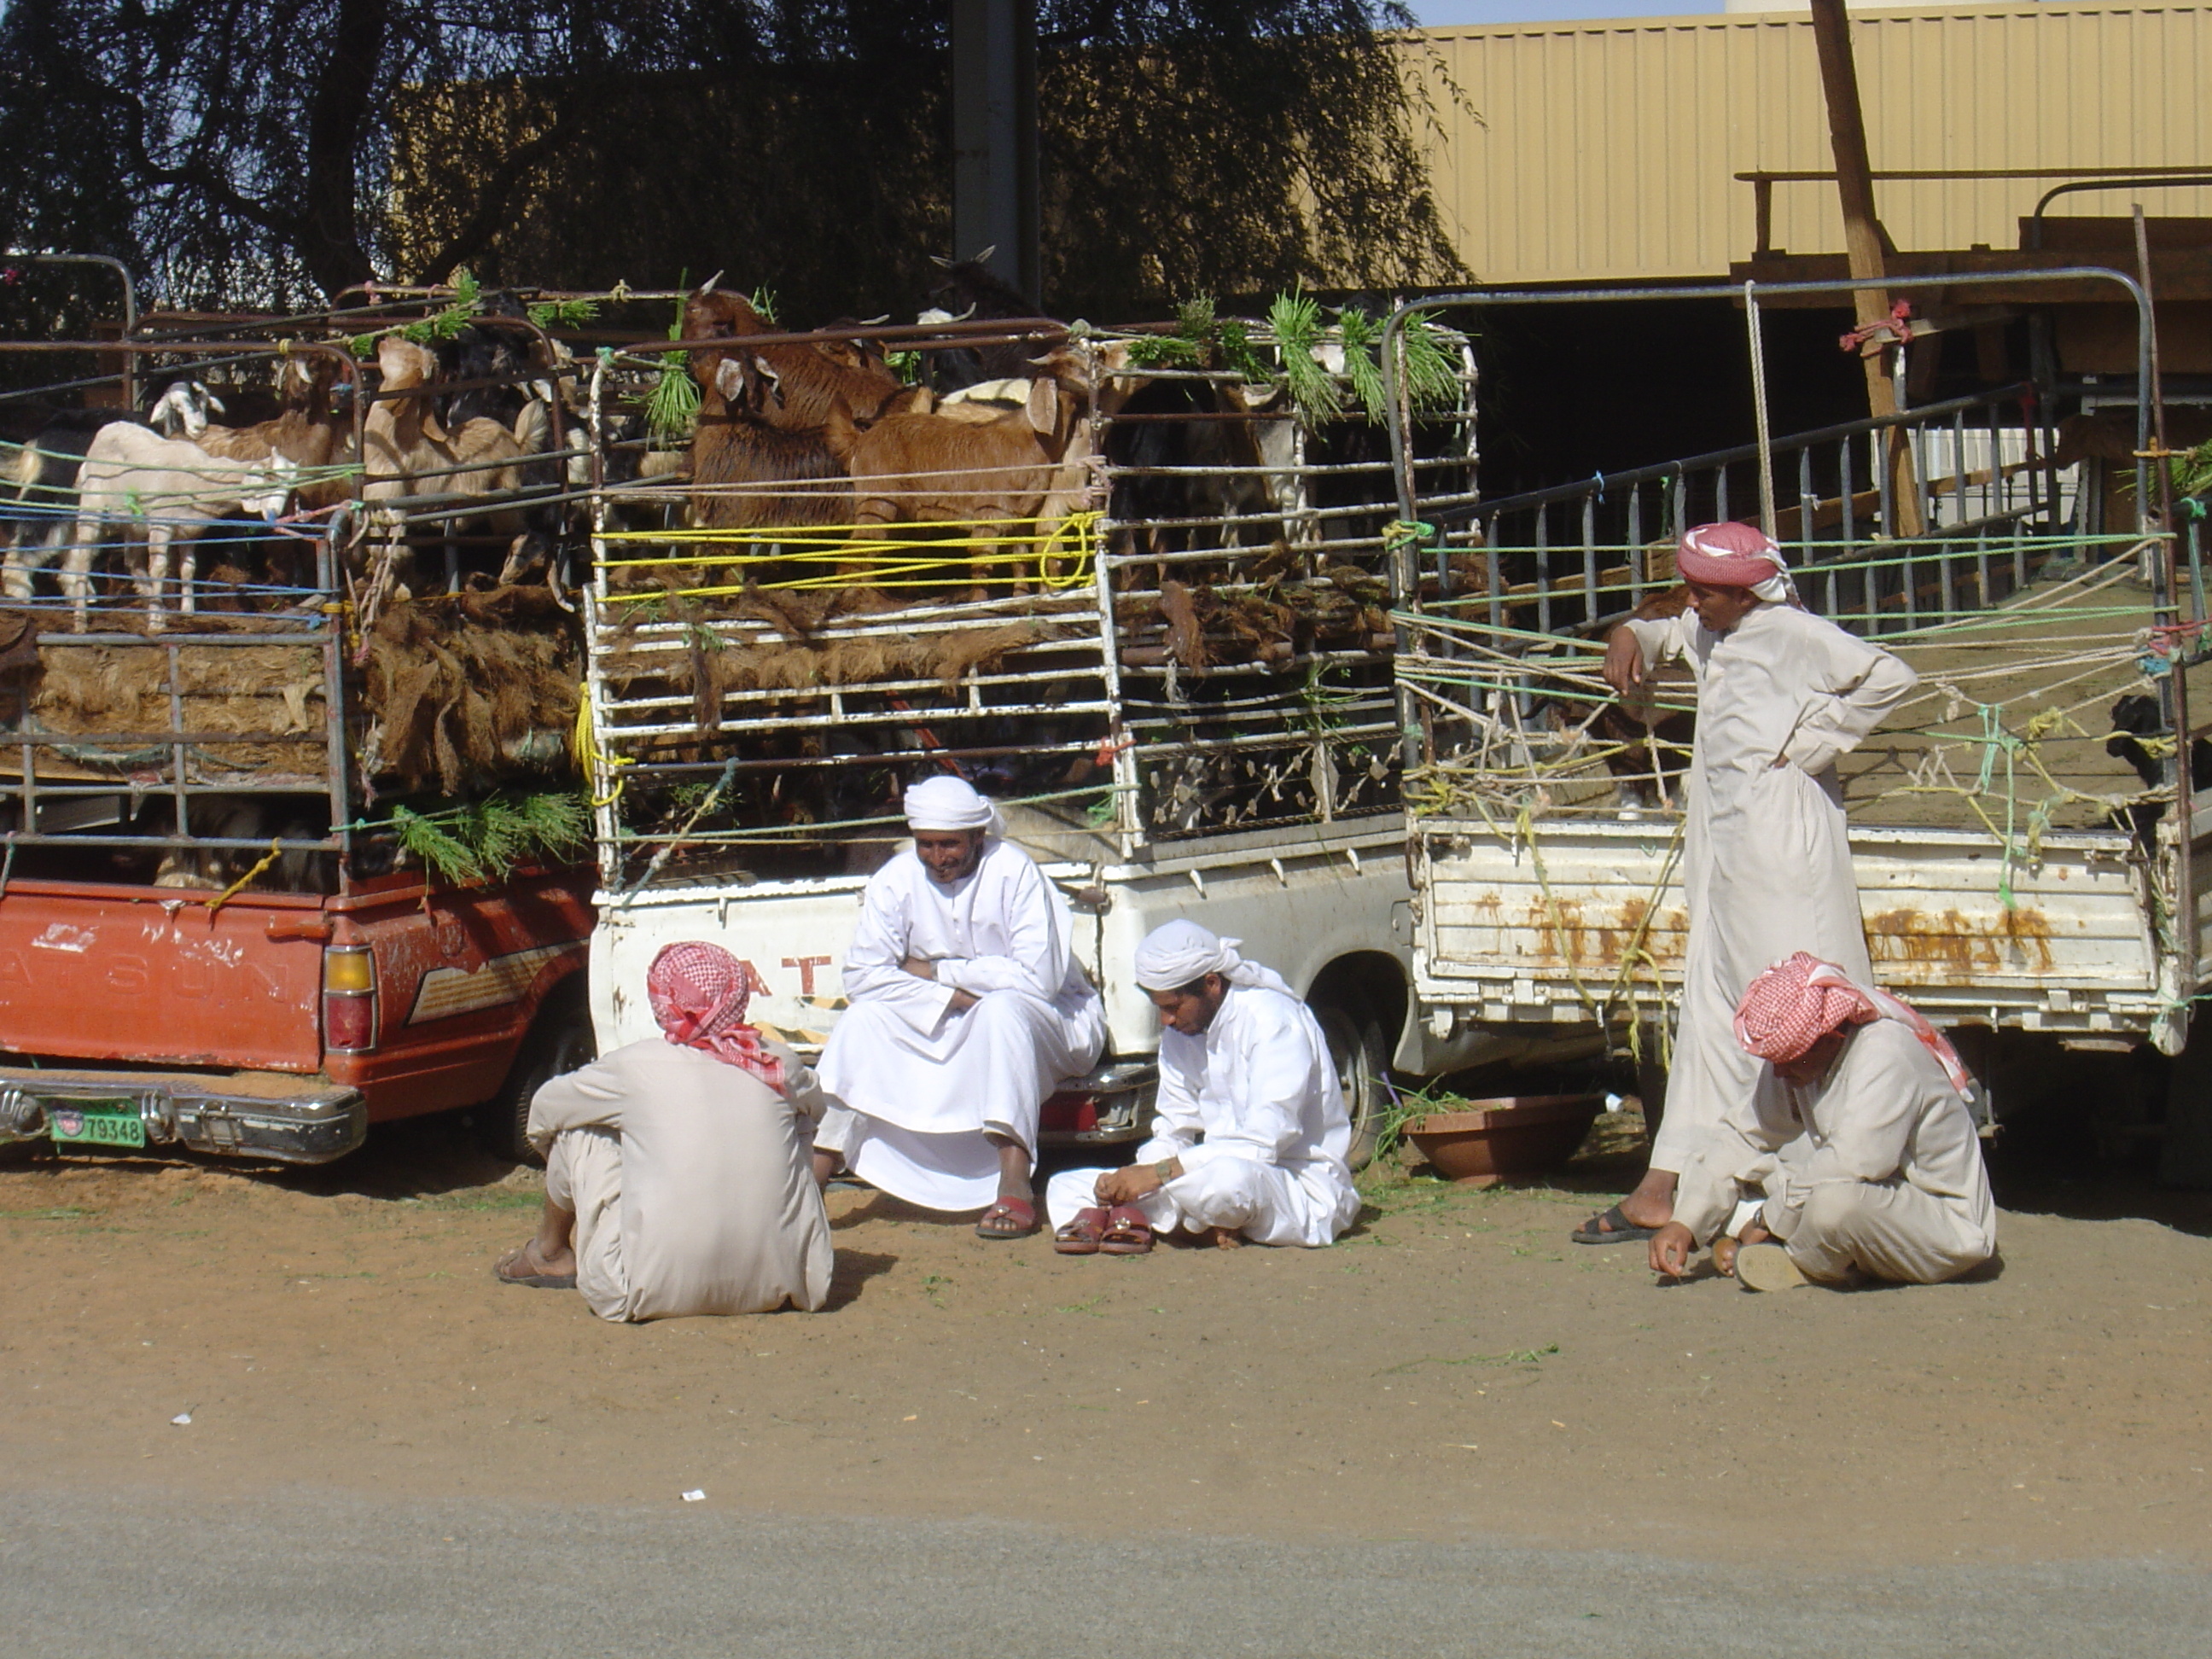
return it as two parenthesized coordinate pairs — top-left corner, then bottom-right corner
(3, 1107), (2209, 1568)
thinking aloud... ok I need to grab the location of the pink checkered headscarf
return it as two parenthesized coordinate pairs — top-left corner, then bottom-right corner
(646, 941), (783, 1090)
(1677, 521), (1790, 597)
(1733, 952), (1972, 1097)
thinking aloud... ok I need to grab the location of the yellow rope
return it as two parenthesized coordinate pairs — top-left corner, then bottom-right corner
(206, 838), (284, 915)
(572, 689), (632, 808)
(597, 511), (1098, 596)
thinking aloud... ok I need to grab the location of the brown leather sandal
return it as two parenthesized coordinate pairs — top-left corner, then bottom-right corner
(1099, 1203), (1154, 1254)
(1054, 1206), (1108, 1254)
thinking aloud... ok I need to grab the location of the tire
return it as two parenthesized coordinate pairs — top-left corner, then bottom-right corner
(1313, 1000), (1389, 1172)
(483, 985), (597, 1166)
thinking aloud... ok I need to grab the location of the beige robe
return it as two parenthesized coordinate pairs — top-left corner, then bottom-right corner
(1620, 601), (1918, 1174)
(1674, 1019), (1997, 1284)
(528, 1035), (833, 1322)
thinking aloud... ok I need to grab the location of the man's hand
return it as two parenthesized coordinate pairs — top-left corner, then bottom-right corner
(1602, 626), (1645, 699)
(901, 956), (936, 981)
(946, 989), (978, 1013)
(1095, 1160), (1173, 1205)
(1648, 1220), (1697, 1279)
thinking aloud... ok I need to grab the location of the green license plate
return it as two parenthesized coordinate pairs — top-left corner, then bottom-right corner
(49, 1100), (147, 1149)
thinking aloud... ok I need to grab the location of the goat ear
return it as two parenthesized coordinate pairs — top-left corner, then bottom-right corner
(696, 270), (725, 296)
(714, 357), (747, 399)
(1025, 375), (1060, 437)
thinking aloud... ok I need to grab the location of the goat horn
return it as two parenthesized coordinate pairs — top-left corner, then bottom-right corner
(972, 245), (996, 264)
(952, 303), (977, 322)
(929, 254), (954, 269)
(697, 270), (725, 295)
(857, 314), (889, 326)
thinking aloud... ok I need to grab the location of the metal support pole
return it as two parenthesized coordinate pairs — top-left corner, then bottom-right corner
(951, 0), (1040, 302)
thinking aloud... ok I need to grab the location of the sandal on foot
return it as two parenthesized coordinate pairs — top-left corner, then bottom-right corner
(976, 1195), (1039, 1239)
(1098, 1203), (1154, 1255)
(1571, 1203), (1659, 1246)
(1054, 1206), (1107, 1254)
(494, 1242), (576, 1289)
(1734, 1242), (1808, 1293)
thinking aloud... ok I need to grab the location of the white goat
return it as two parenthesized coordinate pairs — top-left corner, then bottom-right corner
(66, 424), (295, 631)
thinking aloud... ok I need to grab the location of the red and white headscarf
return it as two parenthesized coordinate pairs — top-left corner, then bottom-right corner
(1733, 952), (1974, 1098)
(646, 941), (784, 1090)
(1677, 521), (1794, 602)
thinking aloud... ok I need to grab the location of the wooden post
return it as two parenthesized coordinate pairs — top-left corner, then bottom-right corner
(1808, 0), (1922, 535)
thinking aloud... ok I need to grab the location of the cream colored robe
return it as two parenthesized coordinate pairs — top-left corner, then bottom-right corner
(528, 1035), (833, 1322)
(1044, 980), (1358, 1248)
(815, 838), (1105, 1212)
(1620, 601), (1918, 1173)
(1674, 1018), (1996, 1284)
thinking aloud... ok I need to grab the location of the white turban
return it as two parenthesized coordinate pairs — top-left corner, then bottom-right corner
(1133, 919), (1294, 998)
(904, 775), (999, 833)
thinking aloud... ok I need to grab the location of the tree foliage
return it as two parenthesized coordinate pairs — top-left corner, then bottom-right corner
(0, 1), (1467, 321)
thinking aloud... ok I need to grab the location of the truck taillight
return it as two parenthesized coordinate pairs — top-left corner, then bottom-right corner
(323, 946), (377, 1052)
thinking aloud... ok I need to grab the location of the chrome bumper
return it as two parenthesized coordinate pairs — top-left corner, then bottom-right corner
(0, 1068), (366, 1164)
(1039, 1058), (1159, 1147)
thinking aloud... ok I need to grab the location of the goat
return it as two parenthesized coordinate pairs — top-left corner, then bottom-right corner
(153, 794), (334, 893)
(923, 249), (1050, 388)
(688, 353), (853, 535)
(681, 281), (903, 432)
(3, 410), (148, 601)
(363, 337), (545, 604)
(64, 424), (296, 630)
(148, 381), (222, 439)
(435, 291), (537, 429)
(821, 370), (1096, 597)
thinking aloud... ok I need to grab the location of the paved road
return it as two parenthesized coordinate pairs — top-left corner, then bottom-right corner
(1, 1486), (2203, 1657)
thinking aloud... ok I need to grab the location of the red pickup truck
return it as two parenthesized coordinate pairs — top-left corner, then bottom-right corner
(0, 863), (594, 1163)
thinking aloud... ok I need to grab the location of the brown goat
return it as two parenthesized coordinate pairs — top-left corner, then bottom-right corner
(821, 375), (1094, 596)
(362, 338), (543, 607)
(680, 354), (855, 591)
(681, 283), (903, 432)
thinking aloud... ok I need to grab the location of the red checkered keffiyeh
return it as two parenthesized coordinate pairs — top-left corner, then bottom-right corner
(646, 941), (784, 1090)
(1733, 952), (1974, 1097)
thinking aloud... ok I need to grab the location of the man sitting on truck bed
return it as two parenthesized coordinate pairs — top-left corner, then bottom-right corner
(1045, 920), (1359, 1255)
(1575, 521), (1918, 1247)
(811, 776), (1107, 1239)
(496, 942), (835, 1320)
(1649, 952), (1996, 1291)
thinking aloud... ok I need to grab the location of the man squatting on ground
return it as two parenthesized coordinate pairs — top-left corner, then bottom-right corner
(812, 775), (1107, 1239)
(1578, 521), (1919, 1245)
(1651, 952), (1998, 1291)
(496, 942), (835, 1321)
(1045, 920), (1359, 1255)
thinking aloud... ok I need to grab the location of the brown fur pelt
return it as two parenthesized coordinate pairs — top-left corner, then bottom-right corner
(358, 585), (581, 794)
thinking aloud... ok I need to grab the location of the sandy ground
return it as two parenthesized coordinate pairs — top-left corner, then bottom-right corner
(3, 1108), (2209, 1569)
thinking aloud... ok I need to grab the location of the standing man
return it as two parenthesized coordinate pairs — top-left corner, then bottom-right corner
(1045, 920), (1358, 1254)
(1650, 952), (1996, 1290)
(812, 775), (1105, 1238)
(495, 942), (835, 1320)
(1574, 521), (1918, 1245)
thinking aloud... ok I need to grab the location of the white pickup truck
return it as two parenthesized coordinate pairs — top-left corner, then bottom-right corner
(576, 317), (1488, 1158)
(1383, 322), (2204, 1167)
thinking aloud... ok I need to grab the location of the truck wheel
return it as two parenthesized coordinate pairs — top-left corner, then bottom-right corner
(1313, 1001), (1388, 1172)
(485, 988), (596, 1167)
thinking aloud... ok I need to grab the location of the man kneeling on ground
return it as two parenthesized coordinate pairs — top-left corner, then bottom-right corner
(494, 942), (834, 1320)
(1650, 952), (1996, 1292)
(1046, 920), (1359, 1254)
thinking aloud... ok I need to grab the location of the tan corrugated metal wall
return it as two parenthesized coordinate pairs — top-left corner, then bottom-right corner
(1403, 4), (2212, 283)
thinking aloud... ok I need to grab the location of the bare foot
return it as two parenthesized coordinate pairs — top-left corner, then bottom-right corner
(1203, 1225), (1245, 1250)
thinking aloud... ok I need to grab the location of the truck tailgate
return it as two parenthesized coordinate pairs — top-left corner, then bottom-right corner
(0, 881), (323, 1070)
(1413, 820), (2158, 1033)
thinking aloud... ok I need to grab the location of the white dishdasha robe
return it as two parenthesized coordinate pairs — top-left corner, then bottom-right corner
(814, 837), (1106, 1212)
(1619, 600), (1918, 1175)
(1673, 1018), (1996, 1284)
(529, 1035), (833, 1322)
(1045, 979), (1359, 1247)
